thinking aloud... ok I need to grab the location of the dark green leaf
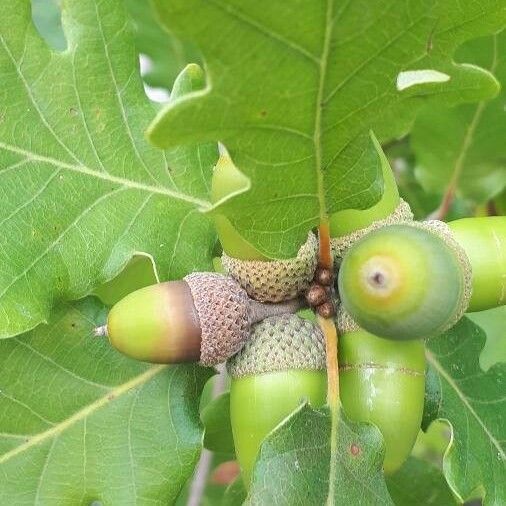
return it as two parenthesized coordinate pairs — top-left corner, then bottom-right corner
(0, 297), (212, 504)
(124, 0), (201, 90)
(149, 0), (505, 257)
(386, 457), (457, 506)
(0, 0), (218, 338)
(412, 31), (506, 204)
(201, 392), (235, 455)
(425, 317), (506, 505)
(247, 404), (393, 505)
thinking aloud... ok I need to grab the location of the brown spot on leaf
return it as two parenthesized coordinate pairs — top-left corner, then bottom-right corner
(350, 443), (361, 456)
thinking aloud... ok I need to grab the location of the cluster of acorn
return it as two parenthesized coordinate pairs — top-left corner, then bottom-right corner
(97, 154), (506, 486)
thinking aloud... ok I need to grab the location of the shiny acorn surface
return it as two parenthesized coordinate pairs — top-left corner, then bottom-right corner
(338, 224), (466, 340)
(449, 216), (506, 312)
(106, 281), (201, 363)
(230, 370), (327, 485)
(339, 329), (426, 474)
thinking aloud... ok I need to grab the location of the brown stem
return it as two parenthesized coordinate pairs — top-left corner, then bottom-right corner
(317, 223), (339, 407)
(249, 297), (305, 324)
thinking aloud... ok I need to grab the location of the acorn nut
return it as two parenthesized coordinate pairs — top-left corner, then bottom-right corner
(103, 272), (302, 366)
(338, 222), (472, 340)
(228, 314), (327, 486)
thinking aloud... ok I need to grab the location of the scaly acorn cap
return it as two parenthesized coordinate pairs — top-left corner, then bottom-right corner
(221, 232), (318, 303)
(331, 198), (413, 261)
(227, 314), (326, 378)
(105, 273), (302, 367)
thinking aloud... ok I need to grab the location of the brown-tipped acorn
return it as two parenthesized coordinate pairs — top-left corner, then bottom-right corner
(103, 273), (302, 366)
(228, 314), (327, 486)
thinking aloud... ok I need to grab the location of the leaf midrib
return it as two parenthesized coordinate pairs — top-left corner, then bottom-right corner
(0, 141), (210, 209)
(0, 364), (167, 465)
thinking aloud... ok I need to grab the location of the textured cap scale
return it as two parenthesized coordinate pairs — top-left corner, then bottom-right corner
(222, 232), (318, 303)
(185, 272), (251, 366)
(227, 314), (326, 378)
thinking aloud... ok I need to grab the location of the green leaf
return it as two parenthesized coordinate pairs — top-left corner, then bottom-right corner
(0, 0), (219, 338)
(124, 0), (201, 90)
(247, 404), (393, 505)
(386, 140), (474, 220)
(31, 0), (66, 51)
(201, 392), (235, 455)
(386, 457), (457, 505)
(425, 317), (506, 505)
(0, 297), (212, 504)
(468, 306), (506, 371)
(412, 31), (506, 204)
(148, 0), (505, 257)
(222, 477), (247, 506)
(93, 254), (158, 306)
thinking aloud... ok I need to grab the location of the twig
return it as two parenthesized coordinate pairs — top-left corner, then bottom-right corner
(187, 366), (227, 506)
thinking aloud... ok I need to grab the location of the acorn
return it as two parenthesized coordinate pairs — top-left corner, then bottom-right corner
(337, 309), (426, 474)
(101, 273), (302, 366)
(227, 314), (327, 486)
(212, 155), (318, 302)
(338, 222), (472, 340)
(448, 216), (506, 312)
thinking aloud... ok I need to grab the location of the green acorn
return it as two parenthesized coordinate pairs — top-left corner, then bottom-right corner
(101, 273), (302, 366)
(337, 317), (426, 474)
(228, 314), (327, 486)
(449, 216), (506, 312)
(212, 155), (318, 302)
(338, 222), (472, 340)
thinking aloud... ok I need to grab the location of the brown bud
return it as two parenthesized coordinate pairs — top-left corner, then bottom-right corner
(314, 266), (333, 286)
(306, 284), (328, 307)
(317, 301), (336, 318)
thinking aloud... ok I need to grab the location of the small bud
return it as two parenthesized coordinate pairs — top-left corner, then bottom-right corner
(314, 266), (333, 286)
(317, 301), (335, 318)
(305, 284), (328, 307)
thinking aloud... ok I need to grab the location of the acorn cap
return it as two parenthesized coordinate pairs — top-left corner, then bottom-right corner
(184, 272), (251, 367)
(227, 314), (326, 378)
(335, 304), (361, 335)
(221, 232), (318, 303)
(331, 198), (413, 261)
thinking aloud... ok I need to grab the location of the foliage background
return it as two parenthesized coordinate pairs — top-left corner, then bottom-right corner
(0, 0), (503, 504)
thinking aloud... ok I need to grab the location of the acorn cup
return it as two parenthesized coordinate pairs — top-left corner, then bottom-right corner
(227, 314), (327, 486)
(449, 216), (506, 312)
(99, 272), (302, 366)
(338, 222), (472, 340)
(212, 155), (318, 302)
(336, 308), (426, 474)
